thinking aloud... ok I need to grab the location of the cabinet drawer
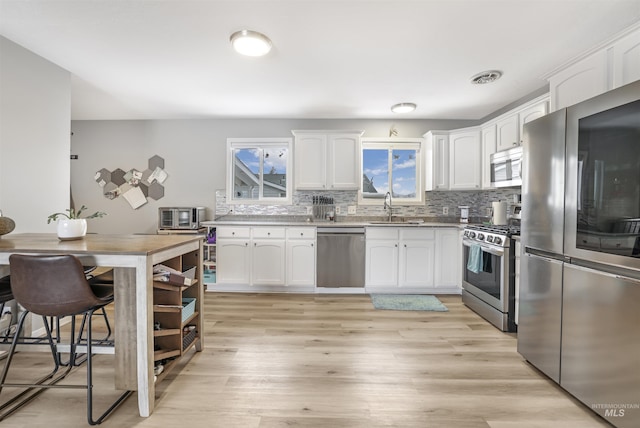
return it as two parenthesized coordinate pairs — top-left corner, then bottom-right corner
(366, 227), (399, 240)
(287, 227), (317, 239)
(400, 228), (435, 240)
(217, 227), (251, 239)
(252, 227), (286, 239)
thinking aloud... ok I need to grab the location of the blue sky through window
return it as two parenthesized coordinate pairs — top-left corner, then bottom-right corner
(363, 148), (416, 197)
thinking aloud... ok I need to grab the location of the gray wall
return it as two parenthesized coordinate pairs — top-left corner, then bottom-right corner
(70, 118), (474, 234)
(0, 36), (71, 233)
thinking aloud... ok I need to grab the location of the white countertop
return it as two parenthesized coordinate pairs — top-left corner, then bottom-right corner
(202, 218), (466, 228)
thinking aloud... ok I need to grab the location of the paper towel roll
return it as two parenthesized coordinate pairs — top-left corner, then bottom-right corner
(491, 201), (508, 225)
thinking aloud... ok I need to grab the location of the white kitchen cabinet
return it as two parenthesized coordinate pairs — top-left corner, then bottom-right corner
(399, 229), (435, 289)
(252, 239), (286, 285)
(365, 228), (399, 289)
(292, 130), (363, 190)
(549, 50), (609, 112)
(612, 28), (640, 87)
(286, 227), (316, 287)
(216, 229), (251, 285)
(424, 131), (449, 191)
(366, 227), (440, 292)
(481, 124), (497, 189)
(518, 101), (548, 142)
(448, 128), (481, 190)
(434, 228), (461, 290)
(496, 114), (519, 151)
(216, 226), (286, 286)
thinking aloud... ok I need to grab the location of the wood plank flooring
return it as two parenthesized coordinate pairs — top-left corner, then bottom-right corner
(0, 293), (611, 427)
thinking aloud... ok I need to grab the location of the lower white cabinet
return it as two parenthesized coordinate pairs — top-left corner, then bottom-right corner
(286, 227), (316, 287)
(434, 228), (461, 289)
(216, 225), (316, 290)
(366, 227), (453, 292)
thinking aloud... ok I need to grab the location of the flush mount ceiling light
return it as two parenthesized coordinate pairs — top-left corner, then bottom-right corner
(470, 70), (503, 85)
(230, 30), (272, 57)
(391, 103), (417, 113)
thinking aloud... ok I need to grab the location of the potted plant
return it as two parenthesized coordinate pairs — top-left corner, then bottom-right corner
(47, 205), (106, 240)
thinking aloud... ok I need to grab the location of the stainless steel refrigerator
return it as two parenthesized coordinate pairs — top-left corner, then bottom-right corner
(520, 80), (640, 427)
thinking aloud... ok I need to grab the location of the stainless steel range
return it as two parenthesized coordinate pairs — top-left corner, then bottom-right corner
(461, 224), (518, 332)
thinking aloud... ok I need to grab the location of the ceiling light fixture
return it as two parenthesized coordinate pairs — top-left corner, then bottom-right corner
(230, 30), (272, 57)
(470, 70), (502, 85)
(391, 103), (417, 114)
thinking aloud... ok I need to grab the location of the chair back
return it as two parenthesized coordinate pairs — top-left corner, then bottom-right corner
(9, 254), (104, 317)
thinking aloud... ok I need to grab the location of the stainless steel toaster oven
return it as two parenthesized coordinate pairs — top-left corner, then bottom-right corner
(158, 207), (206, 230)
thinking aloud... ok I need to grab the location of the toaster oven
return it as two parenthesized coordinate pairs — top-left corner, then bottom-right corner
(158, 207), (206, 230)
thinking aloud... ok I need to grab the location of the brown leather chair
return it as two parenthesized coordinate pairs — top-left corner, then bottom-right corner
(0, 254), (131, 425)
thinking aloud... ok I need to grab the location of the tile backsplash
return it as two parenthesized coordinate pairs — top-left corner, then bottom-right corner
(215, 188), (520, 221)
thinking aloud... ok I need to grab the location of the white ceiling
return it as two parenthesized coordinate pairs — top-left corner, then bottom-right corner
(1, 0), (640, 121)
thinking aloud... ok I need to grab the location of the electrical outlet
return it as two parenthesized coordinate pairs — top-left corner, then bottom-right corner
(347, 205), (357, 215)
(307, 206), (313, 215)
(442, 206), (449, 215)
(335, 206), (341, 215)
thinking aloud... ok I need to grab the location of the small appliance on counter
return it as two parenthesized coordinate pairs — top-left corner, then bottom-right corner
(158, 207), (206, 231)
(458, 206), (469, 223)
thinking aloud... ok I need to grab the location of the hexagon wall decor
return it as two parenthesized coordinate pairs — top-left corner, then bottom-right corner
(95, 155), (168, 209)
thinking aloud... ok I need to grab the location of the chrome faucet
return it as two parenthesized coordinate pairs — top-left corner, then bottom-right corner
(383, 191), (393, 222)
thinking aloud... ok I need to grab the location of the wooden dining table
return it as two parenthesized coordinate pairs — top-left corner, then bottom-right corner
(0, 233), (204, 417)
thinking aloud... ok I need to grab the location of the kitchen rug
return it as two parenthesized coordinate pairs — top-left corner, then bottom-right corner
(370, 294), (448, 312)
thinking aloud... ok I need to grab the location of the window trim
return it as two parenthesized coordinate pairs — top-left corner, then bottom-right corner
(358, 137), (424, 206)
(226, 137), (293, 205)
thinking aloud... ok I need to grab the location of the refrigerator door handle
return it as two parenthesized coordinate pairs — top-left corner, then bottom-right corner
(525, 247), (570, 263)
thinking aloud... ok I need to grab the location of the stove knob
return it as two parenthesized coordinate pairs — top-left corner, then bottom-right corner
(486, 236), (493, 243)
(469, 232), (476, 238)
(494, 237), (502, 245)
(463, 230), (468, 237)
(477, 233), (485, 240)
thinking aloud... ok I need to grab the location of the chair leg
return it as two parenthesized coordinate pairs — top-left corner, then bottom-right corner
(0, 312), (74, 421)
(85, 309), (132, 425)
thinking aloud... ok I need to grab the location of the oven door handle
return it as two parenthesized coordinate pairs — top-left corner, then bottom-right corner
(462, 239), (505, 257)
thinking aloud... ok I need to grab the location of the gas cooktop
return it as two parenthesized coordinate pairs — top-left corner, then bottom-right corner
(463, 224), (520, 248)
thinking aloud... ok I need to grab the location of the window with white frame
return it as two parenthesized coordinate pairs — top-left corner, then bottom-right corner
(359, 138), (424, 205)
(227, 138), (293, 204)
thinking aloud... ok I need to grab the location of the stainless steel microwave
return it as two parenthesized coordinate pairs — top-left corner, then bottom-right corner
(158, 207), (206, 230)
(490, 146), (523, 188)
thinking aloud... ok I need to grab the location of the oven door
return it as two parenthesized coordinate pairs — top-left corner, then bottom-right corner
(462, 239), (508, 312)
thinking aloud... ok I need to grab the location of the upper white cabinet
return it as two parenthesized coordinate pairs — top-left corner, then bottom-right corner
(292, 130), (363, 190)
(495, 115), (519, 151)
(548, 50), (609, 112)
(425, 128), (480, 191)
(448, 128), (481, 190)
(481, 124), (497, 189)
(424, 131), (449, 191)
(548, 24), (640, 111)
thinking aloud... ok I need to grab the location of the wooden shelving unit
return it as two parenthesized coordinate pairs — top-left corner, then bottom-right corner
(152, 248), (202, 382)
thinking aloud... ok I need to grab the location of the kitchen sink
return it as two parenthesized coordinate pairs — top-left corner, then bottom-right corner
(369, 218), (425, 225)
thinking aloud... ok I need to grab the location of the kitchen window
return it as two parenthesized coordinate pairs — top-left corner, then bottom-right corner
(359, 138), (424, 205)
(226, 138), (293, 204)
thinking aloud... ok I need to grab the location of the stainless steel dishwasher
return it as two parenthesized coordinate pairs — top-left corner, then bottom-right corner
(316, 227), (365, 288)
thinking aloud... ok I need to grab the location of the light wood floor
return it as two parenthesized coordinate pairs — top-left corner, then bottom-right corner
(0, 293), (611, 427)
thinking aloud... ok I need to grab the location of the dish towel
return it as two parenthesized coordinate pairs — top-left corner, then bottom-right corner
(467, 244), (482, 274)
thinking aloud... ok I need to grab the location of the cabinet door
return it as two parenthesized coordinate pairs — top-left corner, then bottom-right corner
(431, 133), (449, 190)
(449, 129), (481, 190)
(481, 124), (496, 189)
(294, 134), (327, 189)
(286, 239), (315, 286)
(518, 101), (548, 144)
(548, 49), (609, 111)
(328, 133), (361, 189)
(434, 228), (461, 289)
(496, 114), (519, 151)
(612, 29), (640, 88)
(252, 240), (286, 285)
(365, 240), (398, 288)
(216, 239), (250, 284)
(399, 240), (434, 288)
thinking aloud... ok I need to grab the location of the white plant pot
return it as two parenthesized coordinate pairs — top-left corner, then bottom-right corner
(57, 219), (87, 240)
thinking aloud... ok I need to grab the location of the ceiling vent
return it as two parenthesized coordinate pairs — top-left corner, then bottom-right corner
(470, 70), (502, 85)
